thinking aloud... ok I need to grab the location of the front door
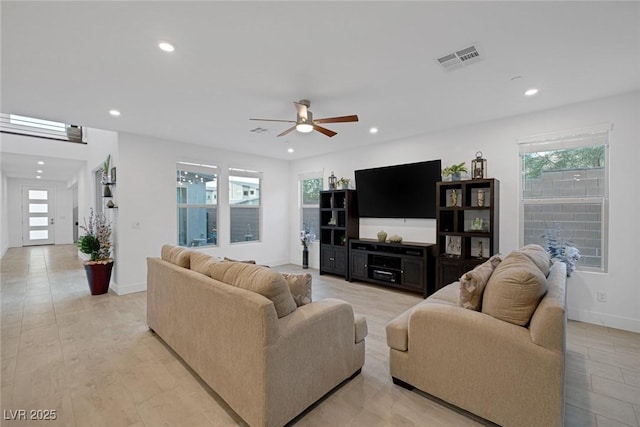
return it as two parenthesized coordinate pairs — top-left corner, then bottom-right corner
(22, 187), (55, 246)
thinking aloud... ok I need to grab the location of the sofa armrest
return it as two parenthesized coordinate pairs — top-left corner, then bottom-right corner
(400, 303), (564, 427)
(354, 313), (368, 343)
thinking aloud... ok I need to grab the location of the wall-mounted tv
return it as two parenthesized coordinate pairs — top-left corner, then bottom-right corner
(355, 160), (442, 219)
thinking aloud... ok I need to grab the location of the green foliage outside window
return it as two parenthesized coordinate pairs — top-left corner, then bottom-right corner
(302, 178), (322, 205)
(523, 146), (605, 179)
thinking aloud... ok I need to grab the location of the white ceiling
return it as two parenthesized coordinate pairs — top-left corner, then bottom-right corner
(1, 1), (639, 179)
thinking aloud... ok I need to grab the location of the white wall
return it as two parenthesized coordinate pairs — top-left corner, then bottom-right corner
(290, 91), (640, 333)
(113, 132), (290, 294)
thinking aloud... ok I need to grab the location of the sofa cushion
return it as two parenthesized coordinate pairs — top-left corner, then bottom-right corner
(161, 244), (191, 268)
(429, 281), (461, 305)
(281, 273), (312, 306)
(209, 262), (297, 318)
(354, 314), (368, 343)
(517, 244), (551, 276)
(482, 251), (548, 326)
(190, 252), (220, 277)
(458, 254), (502, 311)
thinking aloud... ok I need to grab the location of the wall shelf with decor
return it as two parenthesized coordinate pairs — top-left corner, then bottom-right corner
(319, 189), (359, 279)
(436, 178), (499, 290)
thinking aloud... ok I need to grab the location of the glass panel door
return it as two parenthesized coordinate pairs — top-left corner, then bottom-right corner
(22, 187), (55, 246)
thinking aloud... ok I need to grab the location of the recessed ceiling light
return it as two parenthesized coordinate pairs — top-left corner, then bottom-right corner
(158, 41), (175, 52)
(524, 88), (539, 96)
(37, 161), (44, 165)
(288, 148), (294, 153)
(36, 176), (42, 179)
(369, 127), (378, 134)
(109, 109), (121, 117)
(37, 170), (43, 173)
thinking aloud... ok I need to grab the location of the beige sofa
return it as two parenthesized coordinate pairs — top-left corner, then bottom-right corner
(386, 245), (567, 427)
(147, 245), (367, 427)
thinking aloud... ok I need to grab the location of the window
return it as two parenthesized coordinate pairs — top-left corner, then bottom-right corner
(1, 113), (84, 143)
(519, 126), (609, 271)
(176, 162), (218, 247)
(300, 173), (322, 239)
(229, 168), (261, 243)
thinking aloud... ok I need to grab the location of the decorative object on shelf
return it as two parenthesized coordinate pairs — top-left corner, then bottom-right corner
(111, 167), (117, 183)
(77, 208), (113, 295)
(477, 240), (484, 258)
(106, 200), (115, 208)
(328, 171), (337, 190)
(442, 162), (467, 181)
(377, 230), (388, 242)
(470, 217), (484, 231)
(328, 216), (337, 226)
(450, 189), (458, 206)
(102, 154), (112, 183)
(103, 184), (112, 197)
(477, 188), (485, 206)
(300, 230), (316, 269)
(445, 235), (461, 256)
(337, 177), (350, 189)
(472, 151), (487, 179)
(389, 234), (403, 243)
(542, 223), (581, 277)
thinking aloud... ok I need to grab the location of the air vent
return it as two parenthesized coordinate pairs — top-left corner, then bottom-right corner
(436, 43), (483, 72)
(249, 127), (268, 133)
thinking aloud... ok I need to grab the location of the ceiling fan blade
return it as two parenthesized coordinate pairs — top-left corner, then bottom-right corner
(313, 114), (359, 124)
(313, 124), (337, 137)
(277, 126), (297, 137)
(250, 118), (296, 123)
(294, 102), (308, 120)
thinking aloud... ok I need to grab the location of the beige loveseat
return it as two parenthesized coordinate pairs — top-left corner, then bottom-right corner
(147, 245), (367, 427)
(386, 245), (566, 427)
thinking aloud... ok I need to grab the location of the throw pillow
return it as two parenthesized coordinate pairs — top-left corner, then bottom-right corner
(482, 251), (548, 326)
(160, 244), (191, 268)
(209, 262), (296, 318)
(517, 244), (551, 276)
(458, 254), (502, 311)
(223, 257), (256, 264)
(281, 273), (312, 306)
(190, 252), (220, 277)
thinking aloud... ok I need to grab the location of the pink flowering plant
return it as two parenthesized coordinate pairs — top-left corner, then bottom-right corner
(78, 208), (113, 263)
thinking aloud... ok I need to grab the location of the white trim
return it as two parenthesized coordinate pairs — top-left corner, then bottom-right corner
(516, 122), (612, 147)
(110, 280), (146, 295)
(568, 307), (640, 334)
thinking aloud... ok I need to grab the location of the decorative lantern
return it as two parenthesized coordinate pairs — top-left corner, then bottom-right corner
(328, 171), (337, 189)
(472, 151), (487, 179)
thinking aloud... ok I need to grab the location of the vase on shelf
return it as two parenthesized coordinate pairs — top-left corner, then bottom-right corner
(302, 248), (309, 269)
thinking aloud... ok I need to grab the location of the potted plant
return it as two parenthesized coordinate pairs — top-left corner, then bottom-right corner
(337, 177), (350, 189)
(77, 208), (114, 295)
(300, 230), (315, 269)
(442, 162), (468, 181)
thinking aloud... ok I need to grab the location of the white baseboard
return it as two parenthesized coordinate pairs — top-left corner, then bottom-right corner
(111, 281), (146, 295)
(568, 307), (640, 333)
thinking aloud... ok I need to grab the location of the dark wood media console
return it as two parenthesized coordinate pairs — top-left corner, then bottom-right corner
(348, 239), (437, 298)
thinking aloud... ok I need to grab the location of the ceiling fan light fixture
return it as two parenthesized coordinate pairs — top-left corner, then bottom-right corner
(296, 123), (313, 133)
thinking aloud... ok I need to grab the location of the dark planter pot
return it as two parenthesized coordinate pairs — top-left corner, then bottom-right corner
(302, 249), (309, 269)
(84, 261), (114, 295)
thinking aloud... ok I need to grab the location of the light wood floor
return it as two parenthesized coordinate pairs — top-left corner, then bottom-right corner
(1, 245), (639, 426)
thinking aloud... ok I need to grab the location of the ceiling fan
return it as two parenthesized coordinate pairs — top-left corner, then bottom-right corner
(250, 99), (358, 137)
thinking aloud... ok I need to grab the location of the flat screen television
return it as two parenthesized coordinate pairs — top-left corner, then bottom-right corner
(355, 160), (442, 219)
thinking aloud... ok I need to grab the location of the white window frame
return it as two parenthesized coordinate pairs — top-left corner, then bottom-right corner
(299, 171), (323, 241)
(517, 124), (610, 273)
(176, 162), (219, 248)
(229, 167), (262, 244)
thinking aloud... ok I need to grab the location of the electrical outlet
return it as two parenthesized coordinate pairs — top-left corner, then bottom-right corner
(596, 291), (607, 303)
